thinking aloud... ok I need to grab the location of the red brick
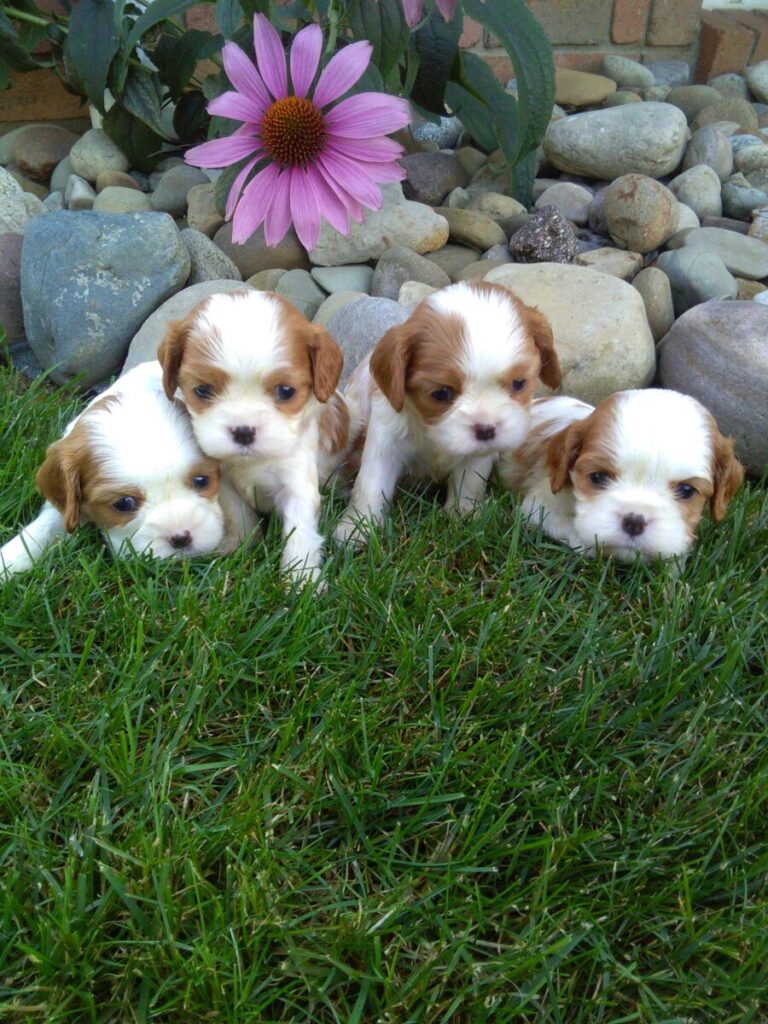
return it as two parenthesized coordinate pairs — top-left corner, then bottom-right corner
(553, 52), (607, 73)
(647, 0), (702, 47)
(0, 69), (84, 122)
(611, 0), (649, 45)
(695, 12), (755, 83)
(185, 5), (218, 32)
(734, 11), (768, 64)
(460, 16), (483, 49)
(525, 0), (612, 46)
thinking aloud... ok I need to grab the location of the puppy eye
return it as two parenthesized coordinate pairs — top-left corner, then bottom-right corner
(510, 378), (527, 393)
(191, 475), (210, 490)
(589, 472), (611, 488)
(112, 496), (138, 513)
(675, 482), (698, 500)
(194, 384), (214, 400)
(431, 386), (455, 403)
(274, 385), (296, 402)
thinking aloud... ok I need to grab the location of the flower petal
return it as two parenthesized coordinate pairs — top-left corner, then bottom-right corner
(401, 0), (423, 27)
(290, 23), (322, 99)
(316, 152), (383, 209)
(232, 161), (281, 243)
(207, 90), (262, 124)
(253, 13), (287, 100)
(185, 127), (261, 169)
(435, 0), (456, 20)
(324, 93), (412, 138)
(264, 169), (293, 246)
(318, 167), (366, 223)
(326, 135), (404, 163)
(306, 167), (351, 236)
(289, 166), (322, 251)
(225, 154), (262, 220)
(312, 40), (372, 109)
(222, 41), (271, 113)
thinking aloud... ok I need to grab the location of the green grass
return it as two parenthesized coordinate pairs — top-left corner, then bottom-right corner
(1, 363), (767, 1023)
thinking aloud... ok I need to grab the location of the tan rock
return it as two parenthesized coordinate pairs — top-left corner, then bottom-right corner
(397, 281), (436, 312)
(736, 278), (768, 300)
(96, 170), (140, 192)
(313, 290), (369, 326)
(432, 207), (507, 250)
(577, 246), (643, 280)
(246, 268), (287, 291)
(555, 68), (617, 107)
(187, 182), (224, 238)
(632, 267), (674, 342)
(603, 174), (680, 253)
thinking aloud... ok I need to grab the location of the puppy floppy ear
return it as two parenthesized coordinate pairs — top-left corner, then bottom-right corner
(307, 324), (344, 403)
(710, 429), (743, 523)
(521, 302), (561, 390)
(545, 419), (586, 494)
(35, 435), (83, 533)
(157, 316), (191, 400)
(369, 324), (413, 413)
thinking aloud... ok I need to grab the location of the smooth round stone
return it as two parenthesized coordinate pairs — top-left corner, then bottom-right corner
(508, 206), (579, 264)
(410, 114), (462, 149)
(601, 55), (654, 90)
(734, 143), (768, 173)
(709, 73), (749, 99)
(748, 209), (768, 242)
(69, 128), (129, 182)
(682, 126), (734, 180)
(746, 61), (768, 104)
(455, 146), (487, 178)
(6, 168), (47, 199)
(400, 151), (468, 206)
(446, 187), (470, 208)
(754, 289), (768, 303)
(95, 170), (140, 192)
(43, 190), (64, 212)
(604, 91), (642, 107)
(588, 189), (609, 236)
(737, 278), (767, 299)
(693, 98), (758, 132)
(246, 268), (286, 290)
(215, 221), (310, 276)
(150, 165), (209, 216)
(148, 157), (185, 191)
(310, 265), (373, 294)
(312, 290), (368, 327)
(275, 268), (327, 319)
(603, 174), (679, 253)
(645, 60), (691, 88)
(669, 165), (722, 219)
(658, 300), (768, 475)
(730, 132), (767, 153)
(64, 174), (96, 210)
(554, 68), (616, 106)
(484, 262), (655, 404)
(701, 215), (749, 234)
(0, 232), (24, 342)
(12, 125), (79, 183)
(644, 85), (671, 102)
(466, 191), (526, 222)
(680, 225), (768, 278)
(543, 103), (688, 180)
(370, 245), (450, 300)
(656, 247), (737, 315)
(576, 246), (642, 280)
(675, 202), (701, 232)
(398, 281), (437, 312)
(746, 167), (768, 191)
(534, 182), (593, 225)
(666, 85), (721, 122)
(632, 266), (674, 341)
(482, 243), (512, 262)
(454, 259), (509, 281)
(324, 296), (409, 389)
(123, 279), (248, 372)
(50, 155), (74, 194)
(93, 186), (152, 213)
(23, 210), (190, 387)
(432, 206), (507, 250)
(309, 184), (448, 266)
(180, 227), (242, 285)
(532, 178), (559, 202)
(722, 177), (768, 219)
(0, 167), (41, 234)
(425, 244), (481, 280)
(187, 182), (224, 238)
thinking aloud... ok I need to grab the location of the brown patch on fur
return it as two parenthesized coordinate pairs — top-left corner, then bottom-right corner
(708, 422), (743, 522)
(273, 295), (343, 403)
(319, 394), (350, 456)
(498, 356), (543, 409)
(178, 348), (232, 415)
(185, 460), (221, 500)
(546, 396), (620, 495)
(673, 476), (711, 537)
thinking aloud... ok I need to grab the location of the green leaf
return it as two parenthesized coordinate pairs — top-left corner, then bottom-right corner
(348, 0), (410, 81)
(102, 103), (166, 171)
(173, 89), (210, 143)
(0, 10), (18, 37)
(213, 155), (252, 218)
(125, 0), (203, 54)
(410, 7), (462, 114)
(510, 149), (537, 208)
(215, 0), (244, 39)
(444, 80), (497, 154)
(63, 0), (120, 112)
(0, 33), (42, 72)
(121, 69), (169, 137)
(459, 51), (521, 162)
(151, 30), (223, 100)
(461, 0), (554, 159)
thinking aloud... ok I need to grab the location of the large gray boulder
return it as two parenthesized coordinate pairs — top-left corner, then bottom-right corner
(324, 296), (409, 390)
(22, 211), (190, 387)
(658, 300), (768, 476)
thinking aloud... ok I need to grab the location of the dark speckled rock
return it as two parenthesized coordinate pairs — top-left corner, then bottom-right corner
(508, 206), (579, 263)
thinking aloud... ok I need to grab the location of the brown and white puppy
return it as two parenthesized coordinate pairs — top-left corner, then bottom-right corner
(157, 290), (351, 584)
(335, 281), (561, 542)
(497, 389), (743, 562)
(0, 361), (257, 576)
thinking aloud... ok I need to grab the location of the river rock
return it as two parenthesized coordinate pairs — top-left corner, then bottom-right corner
(666, 85), (721, 122)
(534, 182), (593, 226)
(604, 91), (642, 107)
(722, 176), (768, 219)
(400, 152), (469, 206)
(23, 211), (190, 387)
(0, 233), (24, 342)
(746, 61), (768, 104)
(398, 281), (437, 312)
(432, 206), (507, 250)
(187, 182), (224, 238)
(632, 266), (674, 341)
(669, 165), (722, 219)
(12, 125), (79, 183)
(658, 300), (768, 475)
(310, 265), (373, 294)
(645, 60), (691, 88)
(734, 143), (768, 173)
(603, 174), (679, 252)
(313, 290), (368, 327)
(543, 103), (688, 180)
(150, 165), (210, 216)
(484, 263), (655, 403)
(709, 73), (749, 99)
(69, 129), (129, 182)
(180, 227), (242, 285)
(693, 98), (758, 132)
(601, 55), (655, 90)
(554, 68), (616, 106)
(425, 244), (481, 280)
(508, 206), (579, 263)
(309, 184), (448, 266)
(324, 296), (409, 389)
(50, 156), (74, 194)
(682, 126), (734, 180)
(93, 186), (152, 213)
(656, 247), (737, 315)
(0, 166), (40, 233)
(123, 279), (249, 371)
(576, 246), (642, 280)
(215, 221), (310, 276)
(680, 226), (768, 279)
(371, 246), (450, 300)
(275, 268), (327, 319)
(95, 170), (141, 192)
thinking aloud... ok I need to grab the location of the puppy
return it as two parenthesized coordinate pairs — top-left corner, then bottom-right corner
(157, 290), (351, 583)
(497, 389), (743, 562)
(335, 281), (561, 541)
(0, 361), (257, 576)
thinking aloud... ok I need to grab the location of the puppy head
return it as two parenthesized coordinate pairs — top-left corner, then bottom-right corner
(157, 290), (343, 461)
(545, 389), (743, 561)
(36, 391), (227, 560)
(370, 281), (560, 458)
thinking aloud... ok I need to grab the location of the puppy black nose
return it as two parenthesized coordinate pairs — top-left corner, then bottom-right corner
(473, 424), (496, 441)
(170, 531), (192, 550)
(230, 425), (255, 447)
(622, 513), (646, 538)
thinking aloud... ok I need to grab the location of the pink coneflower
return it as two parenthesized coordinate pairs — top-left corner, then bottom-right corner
(400, 0), (457, 27)
(185, 15), (412, 250)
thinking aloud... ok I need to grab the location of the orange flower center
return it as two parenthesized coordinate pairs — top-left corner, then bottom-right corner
(260, 96), (326, 166)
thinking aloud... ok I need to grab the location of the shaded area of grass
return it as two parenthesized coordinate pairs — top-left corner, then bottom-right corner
(1, 365), (767, 1023)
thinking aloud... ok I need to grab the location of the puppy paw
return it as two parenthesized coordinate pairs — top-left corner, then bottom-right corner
(334, 516), (371, 548)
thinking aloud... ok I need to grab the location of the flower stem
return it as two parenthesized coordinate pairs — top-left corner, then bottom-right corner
(4, 5), (67, 31)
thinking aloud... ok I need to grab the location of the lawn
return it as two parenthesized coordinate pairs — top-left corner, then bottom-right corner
(1, 363), (767, 1023)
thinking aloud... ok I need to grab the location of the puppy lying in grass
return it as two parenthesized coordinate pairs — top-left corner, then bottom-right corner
(0, 361), (257, 577)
